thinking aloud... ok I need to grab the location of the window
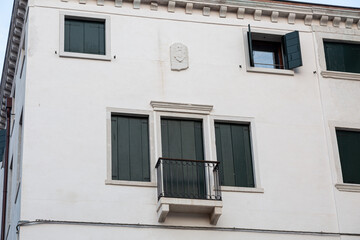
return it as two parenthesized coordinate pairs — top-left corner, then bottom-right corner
(65, 18), (105, 55)
(336, 129), (360, 184)
(215, 122), (254, 187)
(247, 25), (302, 70)
(59, 12), (111, 60)
(324, 41), (360, 74)
(111, 115), (150, 182)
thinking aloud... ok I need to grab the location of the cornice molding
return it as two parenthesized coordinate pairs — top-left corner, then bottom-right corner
(150, 101), (213, 114)
(59, 0), (360, 29)
(0, 0), (28, 129)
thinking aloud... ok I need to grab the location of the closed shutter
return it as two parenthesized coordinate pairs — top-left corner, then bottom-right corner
(282, 31), (302, 69)
(161, 119), (205, 198)
(336, 130), (360, 184)
(65, 19), (85, 53)
(215, 122), (254, 187)
(324, 42), (360, 74)
(64, 19), (105, 55)
(111, 115), (150, 182)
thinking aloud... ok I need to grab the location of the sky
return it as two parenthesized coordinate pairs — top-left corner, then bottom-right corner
(0, 0), (359, 71)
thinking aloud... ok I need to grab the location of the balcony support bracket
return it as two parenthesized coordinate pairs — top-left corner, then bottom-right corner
(157, 197), (223, 225)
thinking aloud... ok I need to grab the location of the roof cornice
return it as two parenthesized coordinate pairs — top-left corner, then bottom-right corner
(0, 0), (27, 129)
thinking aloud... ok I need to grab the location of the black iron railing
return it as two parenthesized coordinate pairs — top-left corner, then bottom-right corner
(155, 158), (222, 200)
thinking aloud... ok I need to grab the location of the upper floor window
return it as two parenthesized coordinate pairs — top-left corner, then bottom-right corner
(65, 18), (105, 55)
(324, 41), (360, 74)
(247, 25), (303, 70)
(111, 115), (150, 182)
(214, 122), (254, 187)
(59, 12), (111, 60)
(336, 129), (360, 185)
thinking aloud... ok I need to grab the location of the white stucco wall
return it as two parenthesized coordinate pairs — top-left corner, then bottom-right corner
(9, 0), (360, 239)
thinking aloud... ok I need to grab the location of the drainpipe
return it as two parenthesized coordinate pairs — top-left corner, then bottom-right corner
(1, 98), (12, 240)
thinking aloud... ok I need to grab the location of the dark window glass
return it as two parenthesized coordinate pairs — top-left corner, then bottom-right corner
(336, 130), (360, 184)
(215, 122), (254, 187)
(111, 115), (150, 182)
(65, 18), (105, 55)
(324, 42), (360, 74)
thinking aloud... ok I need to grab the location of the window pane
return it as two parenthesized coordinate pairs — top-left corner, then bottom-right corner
(336, 130), (360, 184)
(64, 18), (105, 55)
(111, 115), (150, 182)
(324, 42), (360, 74)
(254, 51), (276, 69)
(215, 122), (254, 187)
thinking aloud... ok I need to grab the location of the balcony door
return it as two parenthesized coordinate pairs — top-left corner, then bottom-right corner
(161, 118), (206, 199)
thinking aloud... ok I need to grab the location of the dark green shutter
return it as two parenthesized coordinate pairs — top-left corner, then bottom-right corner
(161, 119), (204, 160)
(111, 115), (150, 182)
(84, 21), (105, 55)
(336, 130), (360, 184)
(65, 20), (85, 53)
(64, 19), (105, 55)
(247, 24), (254, 67)
(324, 42), (360, 74)
(161, 119), (205, 198)
(282, 31), (302, 69)
(215, 122), (254, 187)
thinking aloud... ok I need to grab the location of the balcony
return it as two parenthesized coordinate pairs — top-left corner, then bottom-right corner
(155, 158), (222, 225)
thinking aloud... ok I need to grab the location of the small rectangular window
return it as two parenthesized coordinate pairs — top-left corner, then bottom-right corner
(215, 122), (254, 187)
(64, 18), (105, 55)
(248, 25), (302, 70)
(111, 115), (150, 182)
(336, 129), (360, 184)
(324, 41), (360, 74)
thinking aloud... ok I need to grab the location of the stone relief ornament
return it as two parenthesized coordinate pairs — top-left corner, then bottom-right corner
(170, 43), (189, 71)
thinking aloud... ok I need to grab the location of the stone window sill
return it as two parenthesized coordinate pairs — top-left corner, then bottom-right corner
(321, 71), (360, 81)
(247, 66), (294, 76)
(221, 186), (264, 193)
(335, 183), (360, 192)
(105, 179), (156, 187)
(60, 51), (111, 61)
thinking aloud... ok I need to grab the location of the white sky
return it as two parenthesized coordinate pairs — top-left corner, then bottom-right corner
(0, 0), (359, 70)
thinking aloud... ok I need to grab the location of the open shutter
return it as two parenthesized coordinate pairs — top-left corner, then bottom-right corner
(282, 31), (302, 69)
(247, 24), (254, 67)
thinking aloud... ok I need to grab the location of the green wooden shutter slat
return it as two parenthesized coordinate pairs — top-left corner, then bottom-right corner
(231, 125), (244, 186)
(168, 120), (182, 159)
(181, 121), (196, 160)
(129, 118), (143, 181)
(336, 130), (360, 184)
(243, 126), (255, 187)
(219, 124), (235, 186)
(283, 31), (302, 69)
(117, 117), (131, 180)
(141, 120), (150, 181)
(215, 124), (225, 185)
(111, 117), (119, 180)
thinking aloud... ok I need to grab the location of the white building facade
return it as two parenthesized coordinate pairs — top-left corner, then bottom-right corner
(0, 0), (360, 239)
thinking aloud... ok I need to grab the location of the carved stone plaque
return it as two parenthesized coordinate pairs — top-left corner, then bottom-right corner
(170, 43), (189, 71)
